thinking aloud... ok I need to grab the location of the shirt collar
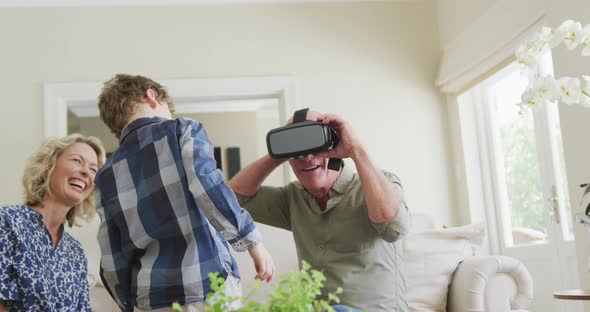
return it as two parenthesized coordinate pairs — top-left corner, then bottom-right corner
(23, 204), (44, 223)
(331, 163), (354, 194)
(23, 205), (66, 247)
(119, 117), (169, 144)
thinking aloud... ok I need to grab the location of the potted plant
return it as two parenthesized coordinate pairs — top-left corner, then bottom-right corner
(172, 261), (348, 312)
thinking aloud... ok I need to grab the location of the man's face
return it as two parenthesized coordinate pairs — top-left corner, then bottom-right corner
(289, 154), (334, 194)
(287, 111), (339, 197)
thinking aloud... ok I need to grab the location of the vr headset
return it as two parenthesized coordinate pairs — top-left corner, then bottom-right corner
(266, 108), (343, 171)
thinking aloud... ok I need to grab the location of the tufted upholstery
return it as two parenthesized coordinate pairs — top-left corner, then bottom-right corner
(447, 255), (534, 312)
(407, 213), (533, 312)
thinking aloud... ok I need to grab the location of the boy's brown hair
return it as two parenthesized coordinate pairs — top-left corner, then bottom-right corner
(98, 74), (175, 136)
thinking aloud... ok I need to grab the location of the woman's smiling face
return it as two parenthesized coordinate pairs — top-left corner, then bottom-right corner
(47, 142), (98, 207)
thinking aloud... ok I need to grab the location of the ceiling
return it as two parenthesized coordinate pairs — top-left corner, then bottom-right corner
(0, 0), (406, 8)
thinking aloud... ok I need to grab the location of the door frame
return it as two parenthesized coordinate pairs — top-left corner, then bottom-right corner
(44, 75), (295, 184)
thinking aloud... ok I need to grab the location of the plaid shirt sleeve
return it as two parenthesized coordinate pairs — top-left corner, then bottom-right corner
(96, 190), (133, 312)
(178, 118), (262, 252)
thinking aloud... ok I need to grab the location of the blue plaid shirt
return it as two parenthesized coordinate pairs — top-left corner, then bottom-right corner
(95, 117), (262, 311)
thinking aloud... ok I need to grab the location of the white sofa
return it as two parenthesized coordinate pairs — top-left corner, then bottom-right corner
(447, 255), (534, 312)
(71, 214), (534, 312)
(404, 214), (534, 312)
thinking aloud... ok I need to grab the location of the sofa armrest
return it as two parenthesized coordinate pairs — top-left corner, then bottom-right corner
(447, 256), (533, 312)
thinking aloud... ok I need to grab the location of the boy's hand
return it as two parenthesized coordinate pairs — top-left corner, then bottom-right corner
(247, 242), (276, 283)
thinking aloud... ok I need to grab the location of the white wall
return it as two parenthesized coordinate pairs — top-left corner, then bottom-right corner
(0, 2), (455, 224)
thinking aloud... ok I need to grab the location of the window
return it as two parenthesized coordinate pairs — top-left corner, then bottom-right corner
(459, 52), (574, 251)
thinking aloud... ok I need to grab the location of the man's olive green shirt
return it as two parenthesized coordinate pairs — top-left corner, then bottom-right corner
(236, 165), (410, 312)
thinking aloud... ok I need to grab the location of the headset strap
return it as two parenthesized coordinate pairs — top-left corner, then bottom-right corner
(292, 108), (342, 171)
(328, 158), (343, 171)
(293, 108), (309, 123)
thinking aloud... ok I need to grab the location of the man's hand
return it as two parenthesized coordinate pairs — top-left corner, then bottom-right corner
(0, 299), (7, 312)
(317, 113), (403, 225)
(247, 242), (276, 283)
(316, 114), (363, 160)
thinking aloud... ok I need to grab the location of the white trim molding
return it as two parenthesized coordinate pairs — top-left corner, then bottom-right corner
(44, 76), (294, 137)
(44, 75), (295, 183)
(68, 98), (279, 118)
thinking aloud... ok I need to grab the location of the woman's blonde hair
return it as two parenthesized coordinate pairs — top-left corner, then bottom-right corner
(22, 134), (106, 226)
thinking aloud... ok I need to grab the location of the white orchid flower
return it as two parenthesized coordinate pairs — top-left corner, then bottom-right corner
(558, 20), (584, 50)
(516, 21), (590, 112)
(553, 20), (573, 47)
(557, 77), (582, 104)
(538, 26), (557, 48)
(515, 37), (535, 63)
(518, 76), (559, 112)
(520, 88), (543, 110)
(516, 45), (537, 67)
(581, 75), (590, 107)
(581, 24), (590, 56)
(516, 32), (548, 67)
(532, 75), (560, 102)
(539, 26), (561, 48)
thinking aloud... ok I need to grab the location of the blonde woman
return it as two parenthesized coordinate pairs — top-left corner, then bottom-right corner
(0, 134), (105, 312)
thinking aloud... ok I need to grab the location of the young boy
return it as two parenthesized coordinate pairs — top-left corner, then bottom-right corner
(95, 74), (275, 312)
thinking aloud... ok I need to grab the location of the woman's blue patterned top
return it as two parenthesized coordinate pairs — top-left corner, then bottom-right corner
(0, 205), (91, 311)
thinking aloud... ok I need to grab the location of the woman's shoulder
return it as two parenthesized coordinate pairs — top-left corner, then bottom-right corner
(0, 204), (21, 213)
(0, 205), (43, 238)
(0, 204), (34, 221)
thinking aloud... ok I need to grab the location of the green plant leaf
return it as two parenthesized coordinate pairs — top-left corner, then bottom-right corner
(171, 302), (183, 312)
(191, 260), (343, 312)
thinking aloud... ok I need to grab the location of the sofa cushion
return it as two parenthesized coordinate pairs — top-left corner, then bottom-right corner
(409, 213), (439, 234)
(403, 223), (485, 312)
(65, 214), (102, 288)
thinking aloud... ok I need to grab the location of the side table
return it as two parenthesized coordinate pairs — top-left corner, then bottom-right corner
(553, 289), (590, 300)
